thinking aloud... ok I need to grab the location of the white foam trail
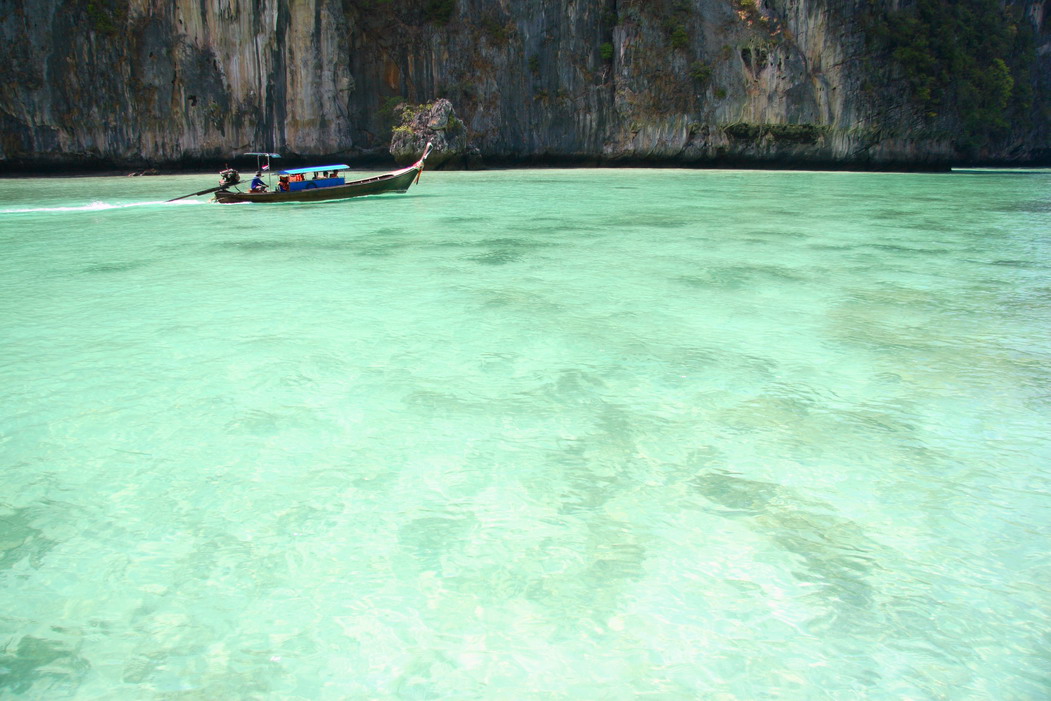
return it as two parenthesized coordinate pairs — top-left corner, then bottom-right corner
(0, 199), (204, 214)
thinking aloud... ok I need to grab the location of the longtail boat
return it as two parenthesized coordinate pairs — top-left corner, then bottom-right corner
(168, 144), (432, 204)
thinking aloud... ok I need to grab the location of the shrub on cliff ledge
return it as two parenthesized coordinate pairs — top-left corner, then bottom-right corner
(689, 61), (713, 84)
(84, 0), (128, 35)
(424, 0), (455, 25)
(669, 24), (689, 50)
(723, 123), (764, 140)
(766, 124), (826, 144)
(723, 122), (827, 144)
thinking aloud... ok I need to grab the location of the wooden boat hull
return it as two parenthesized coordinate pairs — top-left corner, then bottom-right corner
(214, 160), (423, 204)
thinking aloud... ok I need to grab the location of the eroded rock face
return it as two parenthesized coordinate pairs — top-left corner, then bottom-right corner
(1, 0), (1049, 170)
(0, 0), (355, 168)
(389, 99), (480, 169)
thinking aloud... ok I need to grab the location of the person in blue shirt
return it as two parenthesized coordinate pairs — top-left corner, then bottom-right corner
(250, 171), (267, 192)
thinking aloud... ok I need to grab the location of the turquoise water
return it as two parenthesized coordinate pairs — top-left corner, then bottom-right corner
(1, 168), (1049, 699)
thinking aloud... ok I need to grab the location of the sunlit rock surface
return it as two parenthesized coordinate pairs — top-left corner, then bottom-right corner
(389, 99), (479, 169)
(1, 0), (1048, 170)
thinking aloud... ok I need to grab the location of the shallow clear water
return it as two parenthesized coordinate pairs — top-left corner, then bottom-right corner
(1, 168), (1049, 699)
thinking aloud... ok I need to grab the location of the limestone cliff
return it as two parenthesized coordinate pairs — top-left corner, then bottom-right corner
(1, 0), (1048, 170)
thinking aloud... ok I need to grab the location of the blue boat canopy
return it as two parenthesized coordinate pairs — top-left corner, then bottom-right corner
(279, 164), (350, 175)
(244, 152), (281, 157)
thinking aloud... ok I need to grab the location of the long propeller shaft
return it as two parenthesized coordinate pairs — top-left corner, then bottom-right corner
(166, 185), (224, 203)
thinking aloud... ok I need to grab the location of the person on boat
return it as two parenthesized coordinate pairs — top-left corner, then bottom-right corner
(312, 171), (321, 180)
(250, 171), (267, 192)
(278, 175), (290, 192)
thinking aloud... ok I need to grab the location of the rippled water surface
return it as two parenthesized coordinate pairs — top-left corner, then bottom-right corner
(1, 168), (1049, 699)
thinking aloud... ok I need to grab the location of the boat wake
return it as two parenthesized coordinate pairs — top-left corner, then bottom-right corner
(0, 199), (204, 215)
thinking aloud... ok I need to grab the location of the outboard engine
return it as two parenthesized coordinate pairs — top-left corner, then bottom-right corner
(219, 168), (240, 189)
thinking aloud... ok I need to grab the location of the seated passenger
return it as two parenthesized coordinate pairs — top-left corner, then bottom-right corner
(278, 175), (290, 192)
(313, 171), (321, 180)
(250, 171), (267, 192)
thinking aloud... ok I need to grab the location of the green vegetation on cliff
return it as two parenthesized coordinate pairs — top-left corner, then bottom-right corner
(424, 0), (455, 25)
(863, 0), (1037, 146)
(83, 0), (128, 35)
(723, 123), (828, 144)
